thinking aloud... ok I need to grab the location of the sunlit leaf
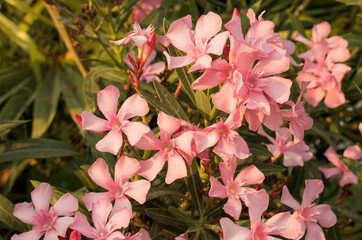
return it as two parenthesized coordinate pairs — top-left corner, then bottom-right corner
(0, 194), (27, 232)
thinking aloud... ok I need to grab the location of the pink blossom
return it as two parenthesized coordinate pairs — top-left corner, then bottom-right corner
(12, 183), (78, 240)
(343, 145), (362, 163)
(124, 228), (151, 240)
(194, 108), (250, 161)
(83, 156), (150, 214)
(209, 160), (264, 220)
(221, 189), (302, 240)
(124, 50), (165, 83)
(132, 0), (161, 23)
(163, 12), (229, 72)
(281, 179), (337, 240)
(319, 146), (358, 187)
(295, 21), (351, 108)
(136, 111), (193, 184)
(110, 22), (155, 48)
(258, 127), (312, 166)
(69, 231), (81, 240)
(81, 86), (150, 155)
(175, 233), (189, 240)
(71, 199), (131, 240)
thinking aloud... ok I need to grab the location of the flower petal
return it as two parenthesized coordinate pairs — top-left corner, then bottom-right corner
(265, 212), (302, 239)
(220, 217), (251, 240)
(107, 207), (131, 232)
(245, 189), (269, 226)
(225, 9), (243, 42)
(188, 54), (212, 73)
(53, 216), (74, 238)
(115, 155), (140, 184)
(13, 202), (38, 225)
(223, 197), (242, 220)
(31, 183), (52, 214)
(81, 111), (109, 132)
(70, 212), (96, 239)
(235, 165), (264, 186)
(122, 121), (151, 146)
(305, 222), (325, 240)
(88, 158), (113, 190)
(301, 179), (324, 207)
(165, 152), (187, 184)
(280, 185), (300, 211)
(124, 180), (151, 204)
(83, 192), (111, 211)
(208, 176), (227, 198)
(96, 130), (123, 155)
(118, 94), (149, 121)
(194, 12), (222, 47)
(261, 76), (291, 104)
(312, 204), (337, 228)
(92, 199), (112, 231)
(10, 230), (43, 240)
(53, 193), (78, 216)
(97, 85), (119, 121)
(207, 31), (230, 56)
(138, 152), (166, 181)
(158, 111), (181, 141)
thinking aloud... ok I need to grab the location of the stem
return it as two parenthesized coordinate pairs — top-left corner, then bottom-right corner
(210, 105), (218, 121)
(123, 133), (142, 160)
(174, 80), (183, 99)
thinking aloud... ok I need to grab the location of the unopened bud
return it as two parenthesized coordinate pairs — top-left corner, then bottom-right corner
(141, 32), (156, 63)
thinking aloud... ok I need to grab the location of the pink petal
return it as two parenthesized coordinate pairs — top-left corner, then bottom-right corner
(31, 183), (52, 214)
(225, 9), (243, 42)
(97, 85), (119, 121)
(208, 176), (227, 198)
(235, 165), (264, 186)
(192, 68), (223, 90)
(213, 137), (234, 161)
(122, 121), (150, 146)
(95, 130), (123, 155)
(220, 217), (251, 240)
(165, 151), (187, 184)
(247, 91), (270, 115)
(283, 151), (304, 167)
(280, 185), (300, 210)
(53, 216), (74, 237)
(207, 31), (230, 55)
(261, 76), (291, 103)
(231, 133), (251, 159)
(92, 198), (112, 231)
(219, 161), (237, 185)
(340, 170), (358, 187)
(252, 50), (290, 77)
(146, 62), (165, 75)
(163, 51), (195, 70)
(304, 86), (325, 107)
(118, 94), (149, 121)
(301, 179), (324, 207)
(312, 21), (331, 43)
(81, 111), (109, 132)
(138, 152), (166, 181)
(319, 167), (342, 179)
(325, 87), (345, 108)
(246, 20), (275, 47)
(245, 189), (269, 226)
(115, 155), (140, 184)
(343, 145), (362, 160)
(324, 146), (343, 168)
(312, 204), (337, 228)
(124, 180), (151, 204)
(53, 193), (78, 216)
(165, 16), (194, 53)
(107, 232), (126, 240)
(265, 212), (303, 239)
(13, 202), (38, 225)
(245, 109), (263, 131)
(158, 111), (181, 141)
(83, 192), (111, 211)
(10, 230), (43, 240)
(263, 101), (283, 131)
(305, 222), (325, 240)
(88, 158), (113, 190)
(194, 128), (219, 153)
(223, 197), (242, 220)
(188, 54), (212, 73)
(43, 229), (58, 240)
(135, 130), (160, 150)
(107, 207), (131, 232)
(194, 12), (222, 47)
(70, 212), (97, 239)
(294, 31), (311, 46)
(326, 46), (350, 63)
(175, 131), (195, 166)
(211, 82), (239, 114)
(112, 196), (132, 217)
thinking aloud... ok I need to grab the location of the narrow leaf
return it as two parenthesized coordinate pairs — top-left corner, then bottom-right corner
(248, 143), (273, 157)
(328, 225), (342, 240)
(0, 138), (77, 163)
(253, 163), (285, 176)
(147, 188), (189, 201)
(185, 160), (204, 219)
(145, 208), (187, 227)
(168, 206), (200, 226)
(0, 120), (29, 133)
(153, 81), (190, 121)
(188, 0), (200, 19)
(289, 13), (305, 36)
(195, 90), (211, 122)
(0, 194), (27, 232)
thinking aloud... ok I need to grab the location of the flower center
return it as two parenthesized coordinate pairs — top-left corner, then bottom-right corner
(164, 142), (173, 152)
(111, 119), (122, 131)
(114, 186), (123, 198)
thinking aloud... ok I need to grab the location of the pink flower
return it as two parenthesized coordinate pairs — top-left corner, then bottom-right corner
(221, 189), (302, 240)
(343, 145), (362, 163)
(319, 146), (358, 187)
(175, 233), (189, 240)
(295, 22), (351, 108)
(164, 12), (229, 72)
(124, 50), (165, 83)
(81, 86), (150, 155)
(132, 0), (161, 23)
(12, 183), (78, 240)
(136, 111), (193, 184)
(194, 108), (250, 161)
(71, 199), (131, 240)
(209, 160), (264, 220)
(281, 179), (337, 240)
(258, 127), (312, 166)
(110, 22), (155, 48)
(83, 156), (151, 214)
(124, 228), (151, 240)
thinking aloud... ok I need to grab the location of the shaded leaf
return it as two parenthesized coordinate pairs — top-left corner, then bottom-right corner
(289, 13), (305, 36)
(145, 208), (187, 227)
(253, 163), (286, 176)
(168, 206), (200, 226)
(328, 225), (342, 240)
(248, 143), (273, 157)
(185, 160), (204, 219)
(187, 225), (203, 233)
(195, 90), (211, 122)
(343, 33), (362, 49)
(204, 198), (227, 219)
(153, 81), (190, 121)
(335, 0), (362, 5)
(0, 138), (77, 163)
(74, 169), (98, 191)
(340, 157), (362, 181)
(147, 188), (189, 201)
(0, 194), (27, 232)
(0, 120), (29, 133)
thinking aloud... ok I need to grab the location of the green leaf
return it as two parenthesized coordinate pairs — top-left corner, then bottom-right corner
(188, 0), (200, 19)
(153, 81), (190, 121)
(163, 18), (196, 106)
(204, 198), (227, 218)
(0, 120), (29, 133)
(248, 143), (273, 157)
(73, 169), (98, 191)
(147, 188), (189, 201)
(343, 33), (362, 49)
(340, 157), (362, 181)
(195, 91), (211, 122)
(145, 208), (187, 227)
(335, 0), (362, 5)
(187, 225), (204, 233)
(328, 225), (342, 240)
(0, 193), (27, 232)
(0, 138), (77, 163)
(185, 160), (204, 219)
(83, 132), (116, 175)
(289, 13), (305, 36)
(253, 163), (286, 176)
(168, 206), (200, 226)
(32, 68), (61, 138)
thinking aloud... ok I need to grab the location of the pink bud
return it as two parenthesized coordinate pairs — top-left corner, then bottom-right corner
(69, 231), (82, 240)
(141, 32), (156, 63)
(75, 114), (82, 127)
